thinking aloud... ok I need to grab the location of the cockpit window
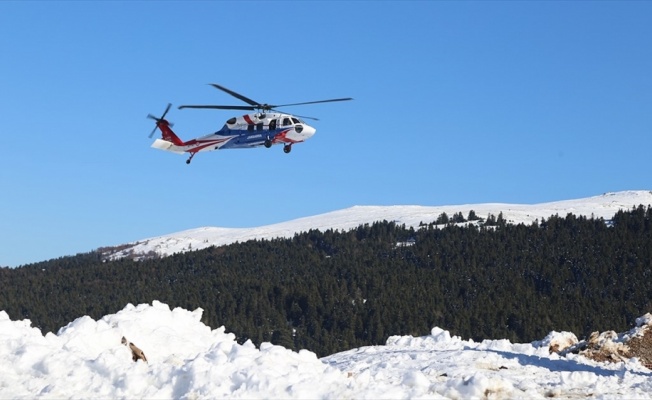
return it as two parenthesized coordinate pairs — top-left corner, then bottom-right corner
(282, 118), (292, 126)
(292, 118), (301, 124)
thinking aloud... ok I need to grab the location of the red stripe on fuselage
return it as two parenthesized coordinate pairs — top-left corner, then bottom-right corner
(272, 129), (303, 144)
(185, 137), (231, 150)
(243, 115), (254, 125)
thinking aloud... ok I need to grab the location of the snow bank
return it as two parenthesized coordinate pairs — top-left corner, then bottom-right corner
(2, 302), (652, 399)
(0, 302), (348, 399)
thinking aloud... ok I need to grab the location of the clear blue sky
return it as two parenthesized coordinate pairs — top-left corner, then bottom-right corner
(1, 1), (650, 267)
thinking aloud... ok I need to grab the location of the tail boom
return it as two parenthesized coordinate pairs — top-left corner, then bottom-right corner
(151, 135), (234, 155)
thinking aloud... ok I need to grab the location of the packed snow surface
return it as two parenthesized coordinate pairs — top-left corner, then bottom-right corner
(104, 190), (652, 261)
(2, 301), (652, 399)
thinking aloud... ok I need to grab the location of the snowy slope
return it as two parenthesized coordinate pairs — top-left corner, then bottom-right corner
(102, 190), (652, 262)
(2, 301), (652, 399)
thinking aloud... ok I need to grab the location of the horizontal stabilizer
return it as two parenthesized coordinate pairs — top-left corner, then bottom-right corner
(151, 139), (185, 154)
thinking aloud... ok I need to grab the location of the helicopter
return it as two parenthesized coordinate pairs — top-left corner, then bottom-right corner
(148, 84), (352, 164)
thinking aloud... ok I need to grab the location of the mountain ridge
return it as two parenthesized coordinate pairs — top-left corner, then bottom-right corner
(101, 190), (652, 262)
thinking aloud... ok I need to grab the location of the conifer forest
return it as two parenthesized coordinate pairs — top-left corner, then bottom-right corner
(1, 206), (651, 357)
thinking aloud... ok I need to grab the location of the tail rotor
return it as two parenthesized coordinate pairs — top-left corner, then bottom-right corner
(147, 103), (174, 138)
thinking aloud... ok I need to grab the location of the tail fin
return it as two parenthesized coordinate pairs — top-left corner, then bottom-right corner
(147, 104), (185, 146)
(156, 120), (185, 146)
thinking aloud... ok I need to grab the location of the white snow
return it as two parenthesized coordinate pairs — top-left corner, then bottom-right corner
(103, 190), (652, 262)
(2, 301), (652, 399)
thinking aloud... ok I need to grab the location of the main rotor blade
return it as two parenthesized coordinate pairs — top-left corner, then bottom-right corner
(268, 108), (319, 121)
(178, 105), (256, 111)
(273, 98), (353, 108)
(293, 114), (319, 121)
(209, 83), (260, 107)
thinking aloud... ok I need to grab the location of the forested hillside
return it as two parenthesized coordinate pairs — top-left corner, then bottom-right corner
(1, 206), (651, 357)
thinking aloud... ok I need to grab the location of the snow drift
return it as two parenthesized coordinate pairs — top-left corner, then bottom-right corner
(2, 301), (652, 399)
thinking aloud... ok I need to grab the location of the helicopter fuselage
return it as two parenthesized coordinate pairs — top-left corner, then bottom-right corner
(212, 112), (315, 150)
(150, 112), (316, 163)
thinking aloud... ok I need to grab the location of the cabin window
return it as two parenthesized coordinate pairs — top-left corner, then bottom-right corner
(282, 117), (292, 126)
(269, 119), (277, 130)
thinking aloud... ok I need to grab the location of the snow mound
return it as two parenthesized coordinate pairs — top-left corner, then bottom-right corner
(3, 303), (652, 399)
(0, 301), (345, 399)
(532, 331), (579, 353)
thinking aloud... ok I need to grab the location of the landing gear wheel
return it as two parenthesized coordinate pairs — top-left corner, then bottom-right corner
(186, 152), (196, 164)
(264, 139), (272, 148)
(283, 144), (292, 154)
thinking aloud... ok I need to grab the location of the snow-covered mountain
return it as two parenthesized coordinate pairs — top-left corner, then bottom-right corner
(101, 190), (652, 262)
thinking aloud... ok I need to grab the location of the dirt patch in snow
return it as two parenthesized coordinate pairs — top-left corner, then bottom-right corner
(625, 327), (652, 368)
(550, 313), (652, 369)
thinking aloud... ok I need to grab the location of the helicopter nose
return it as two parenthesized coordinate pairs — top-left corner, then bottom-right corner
(302, 125), (316, 138)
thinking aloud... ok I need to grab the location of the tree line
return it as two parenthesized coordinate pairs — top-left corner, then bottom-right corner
(1, 206), (651, 357)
